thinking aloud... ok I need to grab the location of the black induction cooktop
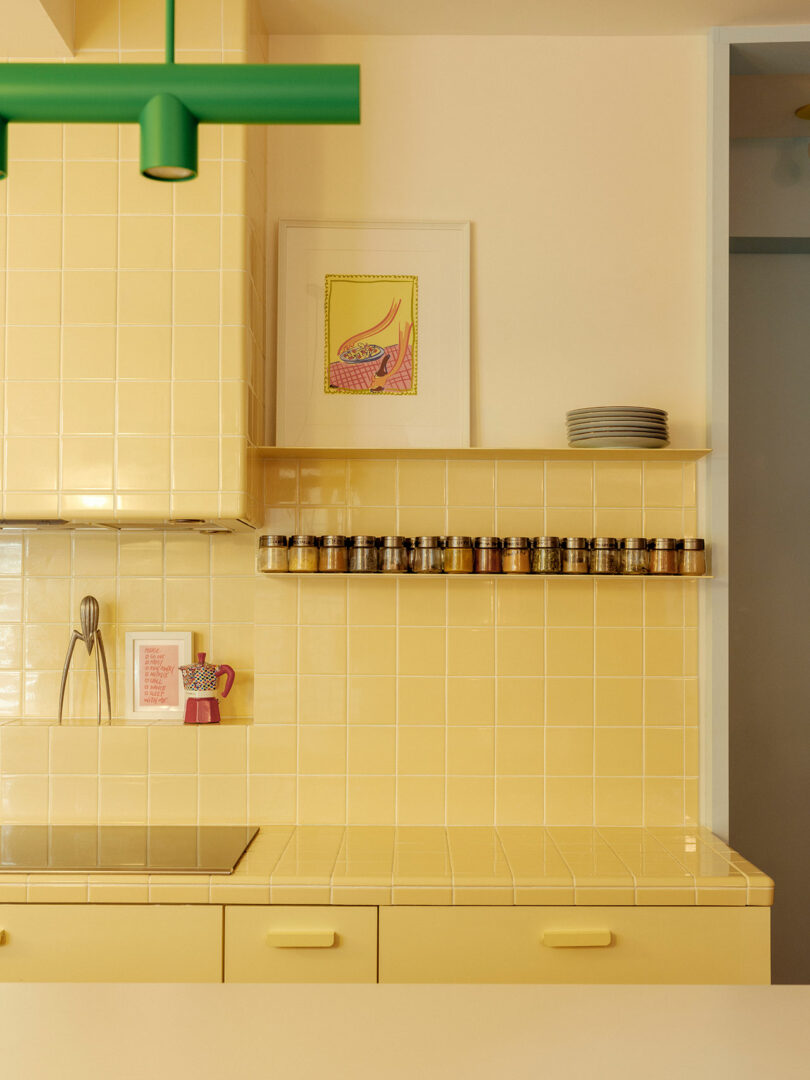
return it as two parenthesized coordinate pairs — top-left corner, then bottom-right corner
(0, 824), (259, 874)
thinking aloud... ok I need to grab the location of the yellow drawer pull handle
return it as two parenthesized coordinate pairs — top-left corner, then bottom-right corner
(266, 930), (336, 949)
(542, 929), (612, 948)
(0, 929), (5, 945)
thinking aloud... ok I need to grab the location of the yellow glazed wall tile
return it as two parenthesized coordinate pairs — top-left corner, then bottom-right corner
(300, 577), (347, 626)
(299, 725), (347, 775)
(446, 678), (494, 726)
(447, 629), (494, 677)
(397, 578), (443, 626)
(198, 727), (247, 775)
(645, 581), (685, 627)
(645, 680), (685, 726)
(0, 775), (49, 821)
(495, 578), (544, 627)
(594, 779), (644, 826)
(643, 508), (684, 536)
(497, 629), (544, 677)
(399, 628), (446, 677)
(64, 162), (118, 214)
(545, 461), (593, 507)
(99, 727), (147, 775)
(348, 627), (395, 676)
(297, 776), (346, 824)
(61, 327), (115, 381)
(118, 326), (172, 380)
(63, 215), (117, 270)
(348, 459), (396, 505)
(6, 437), (59, 491)
(248, 725), (297, 774)
(496, 461), (543, 507)
(546, 678), (593, 726)
(116, 437), (171, 491)
(595, 579), (643, 627)
(398, 727), (445, 775)
(447, 460), (494, 507)
(348, 677), (396, 725)
(447, 727), (494, 775)
(545, 777), (593, 825)
(198, 774), (247, 824)
(299, 459), (347, 505)
(49, 775), (98, 823)
(396, 777), (446, 825)
(448, 578), (495, 628)
(6, 327), (60, 381)
(595, 678), (643, 725)
(495, 777), (544, 824)
(446, 777), (494, 825)
(645, 779), (686, 826)
(7, 162), (62, 215)
(645, 729), (685, 777)
(546, 579), (593, 627)
(1, 727), (50, 773)
(297, 676), (345, 724)
(64, 123), (118, 159)
(497, 677), (543, 725)
(595, 728), (643, 775)
(645, 629), (684, 676)
(99, 777), (147, 822)
(496, 727), (544, 776)
(119, 216), (172, 269)
(595, 628), (642, 676)
(594, 462), (642, 507)
(546, 728), (593, 777)
(347, 776), (395, 824)
(644, 462), (683, 507)
(5, 382), (60, 437)
(7, 216), (61, 269)
(62, 382), (115, 435)
(348, 726), (396, 775)
(547, 630), (593, 676)
(398, 677), (445, 726)
(175, 216), (221, 270)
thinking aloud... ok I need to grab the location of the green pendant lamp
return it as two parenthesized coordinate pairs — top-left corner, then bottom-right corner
(0, 0), (359, 182)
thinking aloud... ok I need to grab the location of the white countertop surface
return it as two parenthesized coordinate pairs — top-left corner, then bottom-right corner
(1, 984), (807, 1080)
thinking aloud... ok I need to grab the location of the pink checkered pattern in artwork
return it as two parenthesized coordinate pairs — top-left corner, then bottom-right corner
(329, 344), (413, 392)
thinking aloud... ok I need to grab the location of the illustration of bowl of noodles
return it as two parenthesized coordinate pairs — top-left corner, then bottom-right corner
(338, 342), (386, 365)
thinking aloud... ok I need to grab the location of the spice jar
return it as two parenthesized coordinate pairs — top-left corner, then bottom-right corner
(257, 534), (288, 574)
(350, 535), (378, 574)
(412, 536), (444, 574)
(619, 537), (648, 575)
(648, 538), (679, 575)
(405, 538), (418, 572)
(679, 538), (706, 576)
(318, 535), (348, 573)
(443, 536), (474, 574)
(502, 537), (531, 574)
(590, 537), (619, 575)
(288, 535), (319, 573)
(379, 536), (409, 574)
(561, 537), (590, 574)
(531, 536), (561, 574)
(474, 536), (502, 574)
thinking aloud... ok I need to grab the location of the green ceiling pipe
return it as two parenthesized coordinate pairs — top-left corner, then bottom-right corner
(0, 0), (359, 182)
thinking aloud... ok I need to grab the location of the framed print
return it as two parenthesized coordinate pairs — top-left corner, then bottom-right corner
(276, 221), (470, 447)
(124, 631), (192, 723)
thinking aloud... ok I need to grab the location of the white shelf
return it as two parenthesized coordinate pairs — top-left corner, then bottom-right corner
(255, 447), (711, 462)
(263, 573), (712, 580)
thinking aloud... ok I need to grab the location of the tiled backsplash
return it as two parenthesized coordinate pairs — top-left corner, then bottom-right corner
(254, 456), (700, 827)
(0, 455), (701, 829)
(0, 455), (702, 826)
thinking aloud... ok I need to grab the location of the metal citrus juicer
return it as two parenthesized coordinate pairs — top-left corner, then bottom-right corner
(179, 652), (235, 724)
(58, 596), (112, 725)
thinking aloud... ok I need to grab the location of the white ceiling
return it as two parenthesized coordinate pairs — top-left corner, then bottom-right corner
(259, 0), (810, 36)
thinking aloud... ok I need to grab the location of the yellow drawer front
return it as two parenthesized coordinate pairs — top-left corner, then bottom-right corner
(379, 907), (771, 984)
(225, 906), (377, 983)
(0, 905), (222, 983)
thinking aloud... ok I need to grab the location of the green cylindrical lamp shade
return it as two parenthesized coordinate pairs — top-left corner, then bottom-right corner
(139, 92), (197, 181)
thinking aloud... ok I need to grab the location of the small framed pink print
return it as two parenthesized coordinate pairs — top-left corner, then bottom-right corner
(124, 632), (192, 722)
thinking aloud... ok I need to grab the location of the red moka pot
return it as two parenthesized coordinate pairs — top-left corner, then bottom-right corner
(179, 652), (236, 724)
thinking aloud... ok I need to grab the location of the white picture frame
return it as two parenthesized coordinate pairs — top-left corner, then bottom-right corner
(124, 632), (192, 723)
(276, 221), (470, 448)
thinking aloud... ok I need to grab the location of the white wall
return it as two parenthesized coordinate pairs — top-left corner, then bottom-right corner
(265, 35), (709, 447)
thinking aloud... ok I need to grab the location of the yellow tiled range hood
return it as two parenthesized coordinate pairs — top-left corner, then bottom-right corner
(0, 0), (268, 532)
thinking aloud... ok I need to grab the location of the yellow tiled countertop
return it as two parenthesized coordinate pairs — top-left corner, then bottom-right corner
(0, 826), (773, 907)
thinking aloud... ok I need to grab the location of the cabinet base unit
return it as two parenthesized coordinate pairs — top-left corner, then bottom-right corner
(0, 904), (223, 983)
(378, 907), (771, 984)
(224, 906), (378, 983)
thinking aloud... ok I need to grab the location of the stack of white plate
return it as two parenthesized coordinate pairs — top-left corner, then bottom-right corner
(566, 406), (669, 448)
